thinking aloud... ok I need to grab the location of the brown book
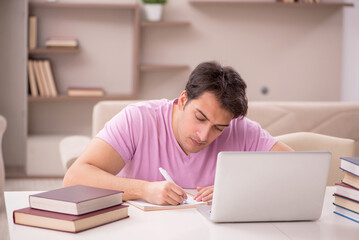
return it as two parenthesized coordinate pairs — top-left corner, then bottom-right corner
(38, 60), (51, 97)
(43, 60), (58, 97)
(13, 204), (129, 233)
(333, 194), (359, 214)
(67, 87), (105, 97)
(32, 60), (46, 97)
(28, 16), (37, 49)
(29, 185), (123, 215)
(342, 171), (359, 189)
(27, 60), (38, 97)
(45, 36), (79, 48)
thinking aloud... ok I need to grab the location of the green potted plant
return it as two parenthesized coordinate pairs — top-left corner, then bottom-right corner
(142, 0), (168, 22)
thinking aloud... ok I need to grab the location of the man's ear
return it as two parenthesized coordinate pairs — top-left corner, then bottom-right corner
(178, 90), (188, 111)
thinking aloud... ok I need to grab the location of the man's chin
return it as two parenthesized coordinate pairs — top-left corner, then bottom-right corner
(185, 145), (206, 154)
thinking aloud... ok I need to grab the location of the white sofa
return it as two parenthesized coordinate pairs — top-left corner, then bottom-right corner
(60, 101), (358, 185)
(91, 101), (359, 153)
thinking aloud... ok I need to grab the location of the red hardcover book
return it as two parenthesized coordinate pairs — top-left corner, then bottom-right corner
(29, 185), (123, 215)
(13, 204), (129, 233)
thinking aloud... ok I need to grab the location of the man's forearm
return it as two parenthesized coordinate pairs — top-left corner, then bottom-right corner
(63, 163), (148, 201)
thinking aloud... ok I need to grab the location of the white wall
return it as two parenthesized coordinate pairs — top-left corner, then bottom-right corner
(0, 0), (27, 168)
(140, 1), (344, 101)
(341, 0), (359, 102)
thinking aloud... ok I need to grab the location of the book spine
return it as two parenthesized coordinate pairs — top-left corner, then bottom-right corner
(32, 60), (46, 97)
(27, 60), (38, 97)
(44, 60), (58, 97)
(38, 60), (51, 97)
(28, 16), (37, 49)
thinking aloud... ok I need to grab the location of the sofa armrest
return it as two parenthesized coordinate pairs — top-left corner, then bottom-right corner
(0, 115), (7, 194)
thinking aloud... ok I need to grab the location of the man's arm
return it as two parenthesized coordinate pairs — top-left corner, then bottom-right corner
(63, 138), (187, 205)
(270, 140), (294, 152)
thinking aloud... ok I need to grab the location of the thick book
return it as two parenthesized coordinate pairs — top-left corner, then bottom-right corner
(28, 16), (37, 49)
(340, 157), (359, 176)
(333, 194), (359, 214)
(32, 60), (46, 97)
(13, 204), (129, 233)
(342, 171), (359, 190)
(67, 87), (105, 97)
(335, 183), (359, 202)
(29, 185), (123, 215)
(43, 60), (58, 97)
(127, 195), (207, 211)
(27, 60), (38, 97)
(334, 205), (359, 224)
(38, 60), (51, 97)
(45, 36), (79, 48)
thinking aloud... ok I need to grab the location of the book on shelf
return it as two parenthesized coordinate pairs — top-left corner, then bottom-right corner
(38, 60), (51, 97)
(67, 87), (105, 97)
(127, 195), (207, 211)
(31, 60), (47, 97)
(28, 59), (58, 97)
(45, 36), (79, 48)
(333, 194), (359, 214)
(341, 157), (359, 176)
(28, 16), (37, 49)
(27, 60), (38, 97)
(335, 183), (359, 202)
(13, 204), (129, 233)
(43, 59), (58, 97)
(333, 205), (359, 224)
(29, 185), (123, 215)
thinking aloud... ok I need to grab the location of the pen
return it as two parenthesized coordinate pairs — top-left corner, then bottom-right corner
(159, 167), (187, 204)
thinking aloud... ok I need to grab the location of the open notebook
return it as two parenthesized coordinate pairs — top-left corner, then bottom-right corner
(127, 195), (207, 211)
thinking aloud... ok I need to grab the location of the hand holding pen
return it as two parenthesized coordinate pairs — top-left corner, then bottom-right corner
(159, 167), (188, 204)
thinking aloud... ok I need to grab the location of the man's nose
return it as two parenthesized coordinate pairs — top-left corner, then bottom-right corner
(197, 125), (211, 142)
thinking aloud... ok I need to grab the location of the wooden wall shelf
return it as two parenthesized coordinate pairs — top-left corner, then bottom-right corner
(141, 21), (190, 27)
(140, 64), (190, 72)
(28, 94), (136, 102)
(189, 0), (354, 7)
(28, 48), (80, 55)
(29, 2), (137, 9)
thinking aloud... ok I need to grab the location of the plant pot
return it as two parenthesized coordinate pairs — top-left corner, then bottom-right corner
(143, 4), (163, 22)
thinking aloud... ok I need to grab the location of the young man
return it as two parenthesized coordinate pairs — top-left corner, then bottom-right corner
(63, 61), (292, 205)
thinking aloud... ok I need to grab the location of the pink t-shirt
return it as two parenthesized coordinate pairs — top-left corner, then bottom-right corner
(96, 99), (277, 188)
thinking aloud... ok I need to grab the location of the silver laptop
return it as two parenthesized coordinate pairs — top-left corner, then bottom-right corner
(197, 151), (331, 222)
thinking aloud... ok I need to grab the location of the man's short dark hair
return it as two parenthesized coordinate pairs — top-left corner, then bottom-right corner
(185, 61), (248, 118)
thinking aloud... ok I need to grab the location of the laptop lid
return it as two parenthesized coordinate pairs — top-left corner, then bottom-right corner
(206, 151), (331, 222)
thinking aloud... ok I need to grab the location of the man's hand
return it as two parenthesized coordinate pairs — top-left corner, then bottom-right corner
(194, 185), (214, 202)
(142, 181), (188, 205)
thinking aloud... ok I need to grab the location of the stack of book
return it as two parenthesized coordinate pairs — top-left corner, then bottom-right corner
(333, 157), (359, 223)
(13, 185), (129, 233)
(67, 87), (105, 97)
(45, 36), (79, 48)
(27, 59), (58, 97)
(276, 0), (320, 3)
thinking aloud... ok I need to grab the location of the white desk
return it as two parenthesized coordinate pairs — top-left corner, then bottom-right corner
(4, 187), (359, 240)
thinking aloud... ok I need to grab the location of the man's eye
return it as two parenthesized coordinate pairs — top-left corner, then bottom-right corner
(195, 116), (206, 122)
(215, 126), (224, 132)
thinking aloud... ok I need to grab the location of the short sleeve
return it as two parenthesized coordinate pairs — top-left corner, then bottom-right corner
(243, 118), (278, 151)
(96, 106), (141, 163)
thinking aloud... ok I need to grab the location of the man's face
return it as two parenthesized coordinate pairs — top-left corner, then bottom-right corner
(175, 91), (234, 155)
